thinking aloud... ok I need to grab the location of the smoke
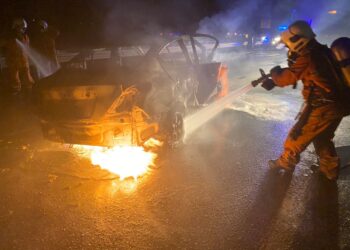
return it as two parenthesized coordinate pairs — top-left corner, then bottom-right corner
(229, 92), (300, 121)
(291, 0), (350, 37)
(16, 39), (60, 77)
(102, 0), (204, 45)
(197, 0), (350, 42)
(197, 0), (265, 36)
(103, 1), (161, 45)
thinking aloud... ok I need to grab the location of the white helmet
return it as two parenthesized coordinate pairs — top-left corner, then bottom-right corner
(12, 18), (28, 31)
(280, 20), (316, 53)
(38, 20), (48, 31)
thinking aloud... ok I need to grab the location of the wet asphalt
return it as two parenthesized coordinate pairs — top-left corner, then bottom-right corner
(0, 50), (350, 249)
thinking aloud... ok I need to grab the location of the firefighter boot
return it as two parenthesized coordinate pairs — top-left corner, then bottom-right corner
(268, 158), (295, 172)
(319, 157), (340, 181)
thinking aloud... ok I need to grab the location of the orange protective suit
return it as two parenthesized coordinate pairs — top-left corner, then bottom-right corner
(5, 32), (34, 92)
(271, 40), (343, 180)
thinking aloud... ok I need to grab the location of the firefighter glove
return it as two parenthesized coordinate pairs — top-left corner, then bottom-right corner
(287, 51), (298, 67)
(261, 78), (276, 91)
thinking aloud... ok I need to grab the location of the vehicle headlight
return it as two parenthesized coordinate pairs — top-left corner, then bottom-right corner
(271, 36), (281, 45)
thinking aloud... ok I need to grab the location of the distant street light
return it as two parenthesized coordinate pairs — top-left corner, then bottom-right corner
(328, 10), (337, 15)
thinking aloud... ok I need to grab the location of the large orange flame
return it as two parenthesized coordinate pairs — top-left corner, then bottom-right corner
(73, 139), (161, 180)
(90, 146), (156, 180)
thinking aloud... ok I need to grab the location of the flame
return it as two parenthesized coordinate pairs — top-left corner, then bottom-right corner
(90, 146), (155, 180)
(217, 64), (229, 98)
(73, 140), (161, 180)
(143, 137), (164, 148)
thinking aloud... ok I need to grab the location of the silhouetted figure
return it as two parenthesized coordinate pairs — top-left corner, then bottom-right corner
(30, 20), (59, 79)
(4, 18), (34, 94)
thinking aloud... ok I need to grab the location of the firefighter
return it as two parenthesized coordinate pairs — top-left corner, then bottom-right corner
(4, 18), (34, 94)
(30, 20), (59, 79)
(261, 20), (344, 181)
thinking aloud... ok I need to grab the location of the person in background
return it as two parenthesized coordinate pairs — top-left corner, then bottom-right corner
(4, 18), (34, 95)
(30, 19), (59, 79)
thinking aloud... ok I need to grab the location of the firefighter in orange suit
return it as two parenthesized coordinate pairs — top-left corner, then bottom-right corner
(5, 18), (34, 94)
(260, 20), (344, 180)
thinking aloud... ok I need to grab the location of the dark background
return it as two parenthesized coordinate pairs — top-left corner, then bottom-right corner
(1, 0), (348, 48)
(0, 0), (221, 47)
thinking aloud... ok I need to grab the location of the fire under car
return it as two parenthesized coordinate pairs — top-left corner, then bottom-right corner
(34, 34), (228, 148)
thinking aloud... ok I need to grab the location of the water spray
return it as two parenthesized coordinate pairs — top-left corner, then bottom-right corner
(184, 84), (253, 138)
(16, 39), (60, 77)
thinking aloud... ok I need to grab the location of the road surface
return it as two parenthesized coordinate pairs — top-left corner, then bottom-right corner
(0, 49), (350, 249)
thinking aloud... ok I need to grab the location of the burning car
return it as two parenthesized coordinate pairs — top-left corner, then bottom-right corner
(34, 34), (227, 148)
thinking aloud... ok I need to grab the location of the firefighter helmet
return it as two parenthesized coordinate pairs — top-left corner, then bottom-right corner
(331, 37), (350, 87)
(280, 20), (316, 53)
(38, 20), (48, 31)
(12, 18), (28, 31)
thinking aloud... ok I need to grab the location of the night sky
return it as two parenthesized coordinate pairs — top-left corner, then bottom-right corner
(1, 0), (222, 47)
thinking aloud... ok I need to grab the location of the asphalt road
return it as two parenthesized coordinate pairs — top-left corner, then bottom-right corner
(1, 49), (350, 249)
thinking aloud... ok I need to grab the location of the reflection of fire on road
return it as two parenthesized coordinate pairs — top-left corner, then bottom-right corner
(73, 138), (162, 180)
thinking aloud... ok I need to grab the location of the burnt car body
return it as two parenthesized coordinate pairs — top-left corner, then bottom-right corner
(35, 34), (227, 147)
